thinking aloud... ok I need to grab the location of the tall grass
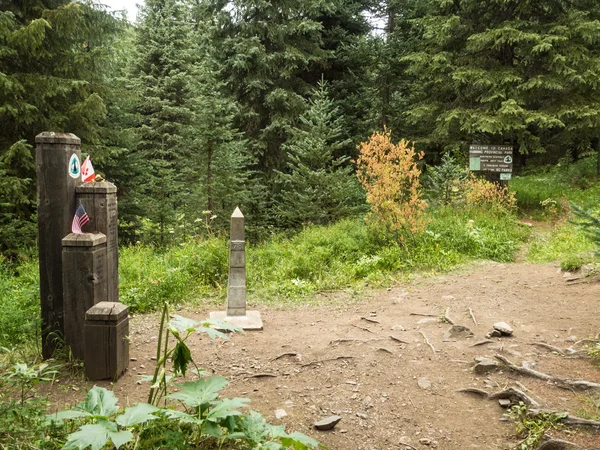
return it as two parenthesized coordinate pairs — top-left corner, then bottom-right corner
(118, 208), (528, 311)
(0, 206), (529, 349)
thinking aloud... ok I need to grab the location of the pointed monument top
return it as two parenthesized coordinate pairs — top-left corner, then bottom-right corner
(232, 206), (244, 218)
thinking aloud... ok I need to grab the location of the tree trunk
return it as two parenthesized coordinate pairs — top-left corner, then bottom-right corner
(592, 137), (600, 176)
(206, 140), (213, 212)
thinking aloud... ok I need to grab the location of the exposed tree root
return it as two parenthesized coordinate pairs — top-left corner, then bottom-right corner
(468, 307), (478, 327)
(418, 331), (436, 355)
(535, 435), (582, 450)
(300, 356), (356, 367)
(443, 307), (454, 325)
(528, 409), (600, 429)
(457, 387), (540, 407)
(494, 354), (600, 390)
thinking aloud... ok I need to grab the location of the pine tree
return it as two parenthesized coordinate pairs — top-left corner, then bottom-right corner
(0, 0), (124, 256)
(274, 79), (365, 227)
(402, 0), (600, 161)
(129, 0), (196, 245)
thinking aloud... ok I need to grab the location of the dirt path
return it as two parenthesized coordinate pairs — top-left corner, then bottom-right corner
(49, 262), (600, 449)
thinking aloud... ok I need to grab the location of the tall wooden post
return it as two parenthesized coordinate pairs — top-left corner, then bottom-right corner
(76, 183), (119, 302)
(36, 132), (81, 358)
(62, 233), (107, 360)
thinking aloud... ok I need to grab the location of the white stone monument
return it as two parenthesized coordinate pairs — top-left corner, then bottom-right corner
(210, 207), (263, 330)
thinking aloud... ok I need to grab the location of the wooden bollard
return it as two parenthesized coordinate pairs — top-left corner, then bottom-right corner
(84, 302), (129, 381)
(36, 132), (82, 358)
(62, 233), (107, 360)
(76, 182), (119, 302)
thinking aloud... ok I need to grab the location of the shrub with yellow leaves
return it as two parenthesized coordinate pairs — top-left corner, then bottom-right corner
(464, 173), (517, 212)
(355, 128), (427, 240)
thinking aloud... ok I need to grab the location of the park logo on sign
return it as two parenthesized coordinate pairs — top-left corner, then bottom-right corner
(68, 154), (81, 179)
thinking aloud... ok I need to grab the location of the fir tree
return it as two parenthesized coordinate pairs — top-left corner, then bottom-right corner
(402, 0), (600, 161)
(206, 0), (328, 174)
(0, 0), (124, 256)
(129, 0), (196, 245)
(274, 79), (365, 227)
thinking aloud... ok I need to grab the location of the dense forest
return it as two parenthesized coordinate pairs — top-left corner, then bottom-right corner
(2, 0), (600, 256)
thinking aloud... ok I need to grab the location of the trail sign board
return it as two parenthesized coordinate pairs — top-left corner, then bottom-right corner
(469, 145), (513, 173)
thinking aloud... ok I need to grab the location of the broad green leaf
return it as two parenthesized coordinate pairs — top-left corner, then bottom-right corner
(163, 408), (202, 424)
(285, 431), (320, 448)
(74, 386), (119, 417)
(109, 429), (134, 449)
(63, 423), (111, 450)
(115, 403), (160, 427)
(62, 420), (132, 450)
(205, 397), (250, 421)
(171, 341), (192, 376)
(199, 318), (243, 333)
(170, 315), (200, 333)
(201, 419), (222, 438)
(195, 325), (231, 341)
(166, 376), (228, 407)
(261, 443), (284, 450)
(47, 409), (92, 422)
(233, 410), (270, 444)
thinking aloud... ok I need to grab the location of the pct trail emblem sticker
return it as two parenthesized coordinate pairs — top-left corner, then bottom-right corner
(69, 154), (80, 179)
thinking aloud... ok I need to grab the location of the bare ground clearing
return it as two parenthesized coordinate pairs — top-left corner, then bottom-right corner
(45, 262), (600, 449)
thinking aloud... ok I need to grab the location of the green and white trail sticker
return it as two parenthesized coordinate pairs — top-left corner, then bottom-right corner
(69, 154), (80, 179)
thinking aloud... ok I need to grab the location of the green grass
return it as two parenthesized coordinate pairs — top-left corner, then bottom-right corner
(527, 223), (597, 265)
(0, 256), (40, 352)
(117, 207), (528, 310)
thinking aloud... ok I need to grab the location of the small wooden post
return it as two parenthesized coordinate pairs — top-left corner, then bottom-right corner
(85, 302), (129, 381)
(76, 183), (119, 302)
(62, 233), (107, 360)
(36, 132), (82, 358)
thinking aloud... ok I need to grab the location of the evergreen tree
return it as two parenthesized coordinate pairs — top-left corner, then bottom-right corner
(274, 79), (365, 227)
(0, 0), (124, 256)
(206, 0), (328, 174)
(402, 0), (600, 162)
(129, 0), (196, 245)
(184, 16), (254, 233)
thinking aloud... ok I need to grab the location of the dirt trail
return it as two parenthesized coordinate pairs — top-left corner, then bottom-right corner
(48, 262), (600, 449)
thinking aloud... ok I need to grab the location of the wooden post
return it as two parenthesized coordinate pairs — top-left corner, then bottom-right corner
(76, 183), (119, 302)
(85, 302), (129, 381)
(36, 132), (81, 358)
(62, 233), (107, 360)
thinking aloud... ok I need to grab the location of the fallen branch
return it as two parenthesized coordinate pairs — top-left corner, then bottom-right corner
(443, 307), (454, 325)
(271, 352), (298, 361)
(410, 312), (436, 317)
(468, 308), (478, 327)
(301, 356), (356, 367)
(418, 331), (436, 355)
(495, 354), (600, 390)
(360, 316), (380, 324)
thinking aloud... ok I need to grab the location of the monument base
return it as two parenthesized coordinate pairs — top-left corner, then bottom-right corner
(209, 310), (263, 331)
